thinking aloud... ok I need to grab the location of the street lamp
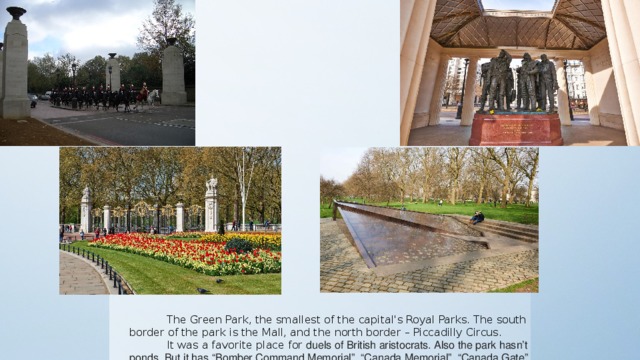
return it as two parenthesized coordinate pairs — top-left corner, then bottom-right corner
(71, 63), (78, 109)
(71, 63), (77, 88)
(108, 65), (112, 92)
(455, 58), (470, 120)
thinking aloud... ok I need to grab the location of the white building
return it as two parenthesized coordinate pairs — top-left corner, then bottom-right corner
(566, 60), (587, 106)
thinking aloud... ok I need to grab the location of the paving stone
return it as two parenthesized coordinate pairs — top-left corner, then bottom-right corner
(320, 219), (538, 293)
(59, 251), (110, 295)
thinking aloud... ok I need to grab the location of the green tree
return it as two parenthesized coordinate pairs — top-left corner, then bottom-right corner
(129, 52), (162, 88)
(77, 56), (107, 88)
(320, 176), (344, 208)
(57, 53), (79, 88)
(28, 62), (46, 93)
(60, 148), (282, 231)
(137, 0), (195, 85)
(117, 55), (132, 88)
(59, 148), (83, 223)
(29, 54), (60, 92)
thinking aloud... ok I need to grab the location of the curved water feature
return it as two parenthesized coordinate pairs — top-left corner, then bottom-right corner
(335, 202), (487, 268)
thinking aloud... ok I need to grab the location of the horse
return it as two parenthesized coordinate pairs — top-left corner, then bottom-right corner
(109, 91), (122, 112)
(122, 91), (132, 113)
(133, 88), (149, 111)
(147, 89), (160, 106)
(99, 91), (110, 111)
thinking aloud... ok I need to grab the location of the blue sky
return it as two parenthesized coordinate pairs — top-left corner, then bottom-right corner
(482, 0), (556, 11)
(4, 0), (194, 62)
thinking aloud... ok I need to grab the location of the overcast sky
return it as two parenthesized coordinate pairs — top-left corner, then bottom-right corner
(320, 148), (369, 183)
(481, 0), (556, 11)
(4, 0), (194, 62)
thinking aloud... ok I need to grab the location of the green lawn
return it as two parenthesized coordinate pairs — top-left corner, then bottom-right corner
(490, 278), (539, 293)
(322, 199), (538, 225)
(66, 241), (281, 295)
(320, 203), (341, 219)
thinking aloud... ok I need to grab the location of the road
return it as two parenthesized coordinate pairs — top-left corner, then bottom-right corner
(32, 103), (195, 146)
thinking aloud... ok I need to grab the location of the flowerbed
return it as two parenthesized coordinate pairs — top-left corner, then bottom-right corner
(166, 232), (281, 250)
(199, 232), (281, 250)
(88, 233), (281, 276)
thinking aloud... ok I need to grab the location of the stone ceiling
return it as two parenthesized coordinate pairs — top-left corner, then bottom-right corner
(430, 0), (606, 50)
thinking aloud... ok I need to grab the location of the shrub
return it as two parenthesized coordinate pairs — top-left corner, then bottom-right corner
(224, 238), (253, 253)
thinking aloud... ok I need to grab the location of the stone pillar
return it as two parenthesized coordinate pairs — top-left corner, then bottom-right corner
(581, 57), (600, 126)
(204, 178), (219, 232)
(80, 187), (92, 233)
(176, 203), (184, 232)
(103, 205), (111, 233)
(0, 43), (4, 101)
(1, 7), (29, 119)
(601, 0), (640, 145)
(400, 0), (437, 145)
(461, 57), (479, 126)
(162, 38), (187, 105)
(555, 58), (571, 126)
(105, 53), (120, 92)
(413, 39), (443, 129)
(428, 54), (450, 126)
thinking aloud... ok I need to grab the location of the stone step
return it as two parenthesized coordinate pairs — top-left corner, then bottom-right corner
(450, 215), (538, 242)
(479, 227), (538, 243)
(475, 221), (538, 237)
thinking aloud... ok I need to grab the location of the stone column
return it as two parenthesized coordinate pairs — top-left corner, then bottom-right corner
(581, 57), (600, 126)
(204, 178), (219, 232)
(162, 38), (187, 105)
(428, 54), (450, 126)
(413, 39), (444, 129)
(555, 58), (571, 126)
(461, 57), (479, 126)
(176, 203), (184, 232)
(400, 0), (416, 46)
(103, 205), (111, 233)
(105, 53), (120, 92)
(0, 43), (4, 101)
(80, 187), (92, 233)
(400, 0), (437, 145)
(601, 0), (640, 145)
(1, 7), (29, 119)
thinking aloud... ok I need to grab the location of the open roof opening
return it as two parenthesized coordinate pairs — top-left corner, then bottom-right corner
(481, 0), (556, 12)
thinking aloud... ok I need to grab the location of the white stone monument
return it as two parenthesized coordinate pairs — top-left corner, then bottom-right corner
(80, 186), (92, 233)
(1, 7), (29, 119)
(103, 205), (111, 233)
(176, 202), (184, 232)
(204, 178), (218, 232)
(162, 38), (187, 105)
(105, 53), (120, 92)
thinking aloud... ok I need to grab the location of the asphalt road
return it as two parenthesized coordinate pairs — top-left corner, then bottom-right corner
(34, 104), (195, 146)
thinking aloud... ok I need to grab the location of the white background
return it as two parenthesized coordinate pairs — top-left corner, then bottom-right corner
(0, 1), (639, 359)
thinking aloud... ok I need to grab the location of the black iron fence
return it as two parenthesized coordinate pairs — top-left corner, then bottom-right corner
(59, 243), (135, 295)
